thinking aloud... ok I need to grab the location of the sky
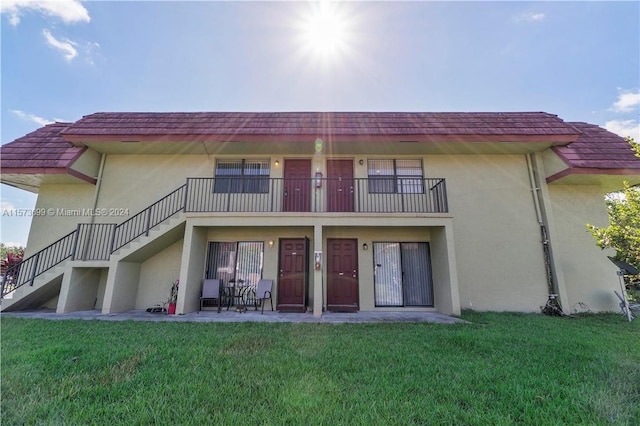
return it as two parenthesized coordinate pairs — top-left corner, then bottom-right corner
(1, 0), (639, 247)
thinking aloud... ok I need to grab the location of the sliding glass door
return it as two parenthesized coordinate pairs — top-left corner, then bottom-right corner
(206, 241), (264, 287)
(373, 242), (434, 307)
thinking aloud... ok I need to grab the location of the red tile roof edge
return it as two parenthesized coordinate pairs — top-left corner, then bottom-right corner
(0, 122), (93, 181)
(59, 111), (582, 140)
(552, 122), (640, 172)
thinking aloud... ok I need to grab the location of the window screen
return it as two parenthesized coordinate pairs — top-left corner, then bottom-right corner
(368, 159), (424, 194)
(214, 159), (270, 193)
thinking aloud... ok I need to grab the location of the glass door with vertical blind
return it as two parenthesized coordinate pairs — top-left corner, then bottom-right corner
(206, 241), (264, 287)
(373, 242), (434, 307)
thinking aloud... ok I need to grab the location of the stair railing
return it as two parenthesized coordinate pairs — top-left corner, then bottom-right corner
(1, 184), (188, 298)
(1, 231), (77, 298)
(110, 184), (187, 253)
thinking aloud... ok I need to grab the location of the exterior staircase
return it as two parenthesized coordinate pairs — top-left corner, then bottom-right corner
(1, 184), (187, 311)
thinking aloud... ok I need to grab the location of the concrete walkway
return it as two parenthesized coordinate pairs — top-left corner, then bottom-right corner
(1, 308), (465, 324)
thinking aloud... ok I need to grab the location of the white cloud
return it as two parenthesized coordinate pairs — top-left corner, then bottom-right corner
(1, 0), (90, 26)
(10, 109), (54, 126)
(611, 90), (640, 113)
(517, 12), (546, 23)
(83, 41), (101, 65)
(604, 119), (640, 140)
(42, 28), (78, 61)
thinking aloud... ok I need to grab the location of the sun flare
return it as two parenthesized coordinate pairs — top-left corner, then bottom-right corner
(299, 1), (350, 60)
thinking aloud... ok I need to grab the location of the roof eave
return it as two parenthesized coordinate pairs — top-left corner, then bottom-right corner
(0, 167), (97, 185)
(546, 167), (640, 184)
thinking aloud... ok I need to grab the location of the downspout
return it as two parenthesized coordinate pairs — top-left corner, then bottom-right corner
(80, 153), (107, 261)
(526, 153), (561, 305)
(90, 153), (107, 225)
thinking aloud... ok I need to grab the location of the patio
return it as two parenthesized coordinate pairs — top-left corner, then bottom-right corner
(0, 309), (465, 324)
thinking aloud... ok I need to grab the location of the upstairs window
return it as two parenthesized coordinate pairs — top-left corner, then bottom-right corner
(368, 159), (424, 194)
(214, 159), (270, 193)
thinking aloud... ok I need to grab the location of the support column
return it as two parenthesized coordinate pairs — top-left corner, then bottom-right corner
(177, 222), (208, 314)
(312, 224), (323, 317)
(57, 267), (101, 313)
(431, 224), (461, 316)
(101, 261), (140, 314)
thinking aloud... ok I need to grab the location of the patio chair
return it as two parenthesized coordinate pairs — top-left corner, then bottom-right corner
(254, 279), (273, 314)
(199, 279), (223, 313)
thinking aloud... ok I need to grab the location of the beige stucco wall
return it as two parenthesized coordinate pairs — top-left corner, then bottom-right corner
(541, 149), (569, 178)
(25, 154), (215, 256)
(96, 154), (215, 215)
(22, 150), (624, 315)
(70, 148), (101, 179)
(546, 185), (618, 312)
(26, 183), (96, 256)
(427, 154), (550, 312)
(136, 239), (183, 309)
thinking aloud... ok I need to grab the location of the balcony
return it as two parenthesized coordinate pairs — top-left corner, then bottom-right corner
(1, 177), (448, 296)
(185, 177), (448, 214)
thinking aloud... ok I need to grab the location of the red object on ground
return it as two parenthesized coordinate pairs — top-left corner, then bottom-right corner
(168, 303), (176, 315)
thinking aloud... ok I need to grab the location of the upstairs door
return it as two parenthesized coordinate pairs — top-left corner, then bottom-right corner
(283, 159), (312, 212)
(326, 159), (354, 212)
(326, 238), (359, 312)
(277, 238), (308, 312)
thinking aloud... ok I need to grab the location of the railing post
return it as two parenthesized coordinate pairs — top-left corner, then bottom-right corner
(110, 224), (118, 254)
(441, 179), (448, 212)
(270, 178), (275, 212)
(29, 252), (40, 286)
(183, 180), (190, 212)
(145, 207), (152, 237)
(71, 225), (81, 260)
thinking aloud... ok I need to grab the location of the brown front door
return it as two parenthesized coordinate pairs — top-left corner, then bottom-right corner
(277, 238), (308, 312)
(327, 238), (359, 312)
(283, 159), (312, 212)
(326, 159), (354, 212)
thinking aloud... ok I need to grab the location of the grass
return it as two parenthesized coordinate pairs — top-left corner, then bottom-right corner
(1, 311), (639, 425)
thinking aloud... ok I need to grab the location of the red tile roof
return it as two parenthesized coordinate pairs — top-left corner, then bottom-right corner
(554, 123), (640, 170)
(61, 111), (580, 142)
(2, 113), (638, 183)
(1, 122), (85, 171)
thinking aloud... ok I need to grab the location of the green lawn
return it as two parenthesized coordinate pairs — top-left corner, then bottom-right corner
(1, 312), (639, 425)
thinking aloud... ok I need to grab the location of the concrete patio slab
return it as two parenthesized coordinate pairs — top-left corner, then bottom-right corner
(1, 309), (466, 324)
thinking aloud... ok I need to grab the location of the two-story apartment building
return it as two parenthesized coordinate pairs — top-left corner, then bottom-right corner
(2, 112), (639, 316)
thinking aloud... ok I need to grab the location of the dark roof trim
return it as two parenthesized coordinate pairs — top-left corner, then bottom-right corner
(0, 167), (96, 185)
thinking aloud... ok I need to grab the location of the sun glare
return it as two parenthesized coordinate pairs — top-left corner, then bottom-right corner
(299, 1), (351, 61)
